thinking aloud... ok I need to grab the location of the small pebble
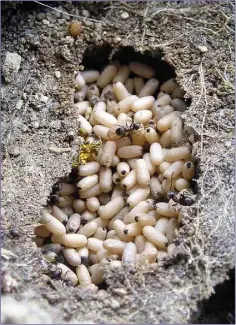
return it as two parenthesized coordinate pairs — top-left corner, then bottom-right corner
(40, 95), (49, 103)
(8, 145), (20, 157)
(50, 120), (62, 129)
(57, 19), (65, 25)
(198, 45), (208, 53)
(225, 141), (231, 148)
(36, 13), (45, 21)
(3, 52), (22, 83)
(33, 121), (40, 129)
(112, 288), (128, 296)
(110, 299), (120, 310)
(121, 12), (129, 20)
(16, 99), (24, 110)
(42, 19), (50, 25)
(113, 37), (121, 44)
(82, 10), (90, 17)
(55, 71), (61, 79)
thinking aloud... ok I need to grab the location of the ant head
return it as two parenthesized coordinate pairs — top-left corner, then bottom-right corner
(133, 123), (140, 130)
(167, 191), (175, 200)
(116, 127), (125, 136)
(182, 196), (195, 206)
(50, 268), (62, 279)
(48, 195), (60, 205)
(52, 182), (61, 193)
(64, 134), (74, 144)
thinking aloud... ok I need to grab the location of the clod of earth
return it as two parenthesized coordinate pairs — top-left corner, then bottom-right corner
(2, 51), (22, 83)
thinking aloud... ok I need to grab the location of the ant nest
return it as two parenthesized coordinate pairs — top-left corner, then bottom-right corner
(35, 57), (197, 294)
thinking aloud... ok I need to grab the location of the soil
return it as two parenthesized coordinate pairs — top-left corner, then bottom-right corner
(1, 1), (235, 324)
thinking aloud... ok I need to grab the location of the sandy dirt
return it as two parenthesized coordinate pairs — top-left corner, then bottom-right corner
(1, 1), (235, 324)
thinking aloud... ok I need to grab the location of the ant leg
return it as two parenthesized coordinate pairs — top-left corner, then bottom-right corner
(180, 190), (188, 196)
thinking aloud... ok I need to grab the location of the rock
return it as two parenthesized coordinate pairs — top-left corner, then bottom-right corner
(8, 145), (21, 157)
(198, 45), (208, 53)
(82, 9), (90, 17)
(3, 52), (22, 83)
(42, 19), (49, 25)
(1, 296), (53, 324)
(36, 12), (45, 21)
(225, 141), (231, 148)
(32, 121), (40, 129)
(121, 12), (129, 20)
(57, 19), (66, 25)
(40, 95), (49, 103)
(16, 99), (24, 110)
(84, 20), (93, 28)
(113, 37), (121, 44)
(64, 35), (75, 44)
(50, 120), (62, 129)
(112, 288), (128, 296)
(110, 299), (120, 310)
(55, 71), (61, 79)
(1, 271), (18, 293)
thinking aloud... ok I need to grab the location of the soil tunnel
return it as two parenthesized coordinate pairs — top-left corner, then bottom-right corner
(34, 45), (197, 292)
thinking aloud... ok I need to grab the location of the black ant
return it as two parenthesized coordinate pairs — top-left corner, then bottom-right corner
(47, 194), (60, 206)
(64, 134), (74, 145)
(52, 182), (63, 193)
(115, 121), (141, 137)
(42, 261), (62, 279)
(166, 172), (195, 206)
(46, 267), (74, 286)
(167, 191), (195, 206)
(45, 263), (72, 280)
(50, 268), (63, 280)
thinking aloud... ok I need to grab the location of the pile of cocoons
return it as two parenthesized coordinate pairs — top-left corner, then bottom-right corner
(35, 60), (197, 293)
